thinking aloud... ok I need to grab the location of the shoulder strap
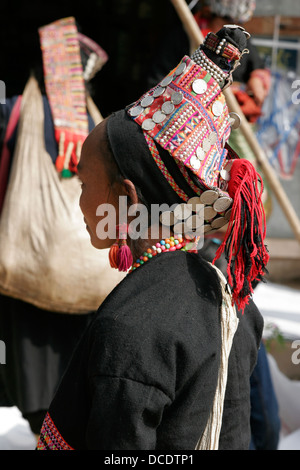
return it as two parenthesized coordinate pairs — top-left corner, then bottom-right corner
(195, 264), (239, 450)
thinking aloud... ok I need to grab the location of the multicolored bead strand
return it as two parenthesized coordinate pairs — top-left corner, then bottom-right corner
(130, 236), (196, 272)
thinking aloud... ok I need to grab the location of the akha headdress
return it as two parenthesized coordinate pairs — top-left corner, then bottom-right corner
(107, 25), (269, 311)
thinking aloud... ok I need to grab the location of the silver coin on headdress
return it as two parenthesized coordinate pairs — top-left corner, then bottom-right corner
(160, 75), (174, 87)
(171, 91), (183, 105)
(174, 203), (192, 220)
(229, 112), (241, 129)
(192, 78), (208, 95)
(200, 190), (219, 205)
(152, 111), (166, 124)
(213, 196), (232, 213)
(161, 101), (175, 115)
(204, 206), (217, 220)
(186, 215), (203, 232)
(220, 169), (231, 181)
(190, 155), (201, 171)
(175, 62), (187, 76)
(141, 119), (155, 131)
(187, 196), (202, 212)
(196, 146), (205, 160)
(129, 105), (143, 117)
(211, 216), (227, 229)
(141, 95), (154, 108)
(153, 86), (165, 98)
(212, 100), (224, 116)
(159, 211), (176, 226)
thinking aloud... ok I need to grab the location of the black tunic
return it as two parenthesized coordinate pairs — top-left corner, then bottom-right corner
(37, 250), (263, 450)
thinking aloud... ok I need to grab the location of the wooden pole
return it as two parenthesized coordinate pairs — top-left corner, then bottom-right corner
(170, 0), (300, 243)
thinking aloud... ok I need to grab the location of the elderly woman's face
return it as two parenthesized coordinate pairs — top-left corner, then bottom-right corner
(77, 120), (120, 249)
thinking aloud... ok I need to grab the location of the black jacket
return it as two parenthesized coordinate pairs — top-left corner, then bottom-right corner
(37, 250), (263, 450)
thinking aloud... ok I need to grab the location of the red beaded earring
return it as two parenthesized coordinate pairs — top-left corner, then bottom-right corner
(109, 224), (133, 272)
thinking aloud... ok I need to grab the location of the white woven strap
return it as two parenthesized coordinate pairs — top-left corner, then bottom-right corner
(195, 264), (239, 450)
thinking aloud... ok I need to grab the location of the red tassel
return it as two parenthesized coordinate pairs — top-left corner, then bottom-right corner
(213, 159), (269, 312)
(109, 243), (119, 269)
(109, 224), (133, 272)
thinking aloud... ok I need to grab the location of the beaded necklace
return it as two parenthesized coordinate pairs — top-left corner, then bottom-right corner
(130, 236), (196, 272)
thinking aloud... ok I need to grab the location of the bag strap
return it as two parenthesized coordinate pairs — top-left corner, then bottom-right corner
(0, 95), (22, 215)
(195, 264), (239, 450)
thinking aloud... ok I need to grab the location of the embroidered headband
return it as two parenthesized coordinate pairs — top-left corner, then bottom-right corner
(107, 25), (269, 311)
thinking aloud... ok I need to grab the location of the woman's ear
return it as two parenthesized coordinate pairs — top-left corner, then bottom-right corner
(122, 179), (139, 206)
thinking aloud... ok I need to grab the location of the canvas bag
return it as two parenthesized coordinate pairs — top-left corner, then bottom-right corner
(0, 77), (124, 313)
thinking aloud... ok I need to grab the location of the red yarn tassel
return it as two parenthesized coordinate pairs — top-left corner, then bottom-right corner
(109, 243), (119, 269)
(213, 159), (269, 312)
(109, 224), (133, 272)
(117, 240), (133, 272)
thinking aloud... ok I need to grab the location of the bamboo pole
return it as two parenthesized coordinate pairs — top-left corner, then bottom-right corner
(170, 0), (300, 244)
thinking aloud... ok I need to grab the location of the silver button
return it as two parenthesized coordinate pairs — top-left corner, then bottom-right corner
(192, 78), (207, 95)
(213, 196), (232, 212)
(187, 196), (202, 212)
(220, 169), (230, 181)
(208, 131), (218, 145)
(212, 101), (224, 116)
(173, 222), (184, 235)
(160, 75), (174, 87)
(190, 155), (201, 171)
(204, 206), (217, 220)
(186, 214), (203, 230)
(141, 119), (155, 131)
(202, 137), (211, 152)
(129, 105), (143, 117)
(174, 203), (192, 220)
(204, 223), (212, 233)
(159, 211), (175, 226)
(141, 95), (154, 107)
(152, 111), (166, 124)
(161, 101), (175, 115)
(171, 91), (183, 105)
(211, 216), (227, 229)
(153, 86), (165, 98)
(224, 208), (232, 221)
(224, 160), (233, 171)
(200, 190), (219, 205)
(196, 146), (205, 160)
(175, 62), (187, 76)
(229, 112), (241, 129)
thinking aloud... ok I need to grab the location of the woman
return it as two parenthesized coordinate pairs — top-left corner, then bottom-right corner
(37, 25), (268, 450)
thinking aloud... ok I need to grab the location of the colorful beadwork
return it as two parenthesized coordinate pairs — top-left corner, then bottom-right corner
(204, 33), (241, 61)
(128, 55), (231, 191)
(130, 236), (196, 272)
(37, 412), (73, 450)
